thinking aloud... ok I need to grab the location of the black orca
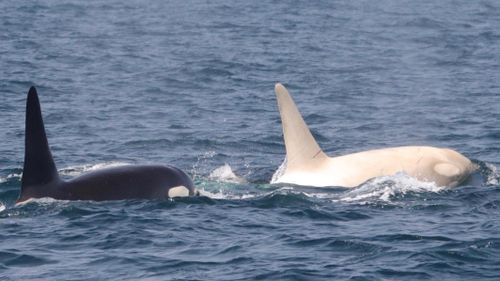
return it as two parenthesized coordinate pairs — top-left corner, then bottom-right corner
(17, 86), (196, 203)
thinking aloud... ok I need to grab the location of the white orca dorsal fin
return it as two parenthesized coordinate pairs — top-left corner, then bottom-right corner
(275, 83), (327, 169)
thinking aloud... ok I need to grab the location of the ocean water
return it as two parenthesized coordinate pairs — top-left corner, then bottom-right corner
(1, 0), (500, 280)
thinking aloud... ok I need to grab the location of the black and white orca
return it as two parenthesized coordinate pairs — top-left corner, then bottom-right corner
(17, 87), (196, 203)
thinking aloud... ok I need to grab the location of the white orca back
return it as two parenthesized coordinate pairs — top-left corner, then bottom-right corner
(273, 83), (474, 188)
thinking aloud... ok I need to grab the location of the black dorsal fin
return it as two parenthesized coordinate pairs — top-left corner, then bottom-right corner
(21, 86), (59, 191)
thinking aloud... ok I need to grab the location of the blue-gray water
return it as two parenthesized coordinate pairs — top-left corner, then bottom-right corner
(1, 0), (500, 280)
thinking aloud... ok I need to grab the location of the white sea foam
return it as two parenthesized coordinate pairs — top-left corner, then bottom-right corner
(208, 163), (247, 184)
(14, 196), (70, 208)
(338, 173), (445, 203)
(484, 163), (500, 186)
(197, 188), (257, 200)
(0, 172), (23, 183)
(0, 202), (5, 212)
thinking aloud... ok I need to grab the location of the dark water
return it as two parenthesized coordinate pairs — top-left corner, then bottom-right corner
(1, 0), (500, 280)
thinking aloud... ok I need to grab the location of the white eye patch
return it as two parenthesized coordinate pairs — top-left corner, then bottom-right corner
(168, 186), (190, 198)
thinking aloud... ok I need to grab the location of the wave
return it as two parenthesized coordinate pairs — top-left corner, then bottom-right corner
(197, 189), (258, 200)
(338, 173), (445, 203)
(270, 174), (446, 205)
(14, 197), (67, 207)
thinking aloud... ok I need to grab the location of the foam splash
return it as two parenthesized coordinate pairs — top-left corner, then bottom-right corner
(198, 185), (310, 201)
(339, 173), (445, 203)
(208, 163), (247, 184)
(484, 163), (500, 186)
(196, 166), (259, 200)
(15, 197), (67, 207)
(191, 151), (217, 180)
(58, 162), (130, 177)
(0, 172), (23, 183)
(197, 188), (258, 200)
(270, 157), (287, 184)
(0, 202), (5, 212)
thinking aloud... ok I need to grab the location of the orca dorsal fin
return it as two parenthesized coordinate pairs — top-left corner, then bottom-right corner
(21, 87), (59, 191)
(274, 83), (327, 169)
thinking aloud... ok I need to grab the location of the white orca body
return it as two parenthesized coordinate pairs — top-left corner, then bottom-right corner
(273, 83), (475, 188)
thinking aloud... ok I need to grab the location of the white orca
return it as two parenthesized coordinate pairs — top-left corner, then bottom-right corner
(272, 83), (475, 188)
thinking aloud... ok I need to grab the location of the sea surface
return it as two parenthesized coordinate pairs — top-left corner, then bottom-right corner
(1, 0), (500, 280)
